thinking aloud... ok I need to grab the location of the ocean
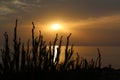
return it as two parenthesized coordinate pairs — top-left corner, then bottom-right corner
(0, 46), (120, 69)
(59, 46), (120, 69)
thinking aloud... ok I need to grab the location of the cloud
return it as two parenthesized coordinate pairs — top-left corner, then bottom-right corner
(65, 14), (120, 29)
(61, 14), (120, 46)
(0, 5), (15, 15)
(0, 0), (120, 20)
(12, 0), (27, 5)
(0, 0), (44, 16)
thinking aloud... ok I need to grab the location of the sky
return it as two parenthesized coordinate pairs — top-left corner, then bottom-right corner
(0, 0), (120, 46)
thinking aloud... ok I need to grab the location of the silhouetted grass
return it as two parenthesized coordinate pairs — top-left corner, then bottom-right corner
(0, 20), (120, 80)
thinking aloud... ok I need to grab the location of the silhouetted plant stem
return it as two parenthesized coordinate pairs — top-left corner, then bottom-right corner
(97, 48), (101, 69)
(26, 40), (30, 68)
(65, 33), (71, 55)
(32, 22), (36, 68)
(48, 42), (52, 70)
(13, 19), (21, 72)
(63, 33), (72, 70)
(21, 44), (26, 72)
(13, 19), (18, 71)
(55, 36), (63, 66)
(38, 35), (43, 69)
(3, 32), (10, 72)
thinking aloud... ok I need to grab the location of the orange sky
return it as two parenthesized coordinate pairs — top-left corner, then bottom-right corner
(0, 0), (120, 46)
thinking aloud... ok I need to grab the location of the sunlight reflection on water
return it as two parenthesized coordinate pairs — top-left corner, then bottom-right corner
(53, 45), (58, 64)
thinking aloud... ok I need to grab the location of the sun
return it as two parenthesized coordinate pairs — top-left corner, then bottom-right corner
(52, 24), (60, 30)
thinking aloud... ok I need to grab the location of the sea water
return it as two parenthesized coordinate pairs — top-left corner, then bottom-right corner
(0, 46), (120, 69)
(59, 46), (120, 69)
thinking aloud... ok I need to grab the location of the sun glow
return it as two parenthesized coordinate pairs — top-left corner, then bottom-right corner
(52, 24), (60, 30)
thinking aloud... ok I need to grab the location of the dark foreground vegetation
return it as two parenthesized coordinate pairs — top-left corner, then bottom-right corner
(0, 20), (120, 80)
